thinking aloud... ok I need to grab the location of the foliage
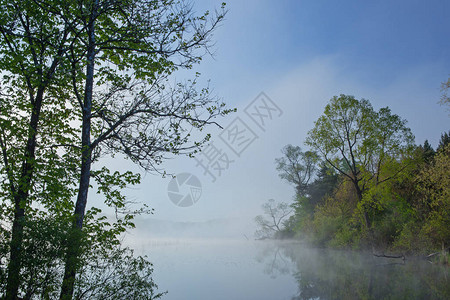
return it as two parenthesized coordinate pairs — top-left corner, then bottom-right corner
(307, 179), (358, 247)
(305, 95), (414, 197)
(304, 165), (339, 213)
(57, 0), (232, 297)
(305, 94), (415, 238)
(73, 208), (166, 300)
(275, 145), (318, 197)
(0, 0), (82, 296)
(0, 207), (165, 299)
(415, 144), (450, 249)
(1, 0), (232, 298)
(74, 246), (165, 300)
(270, 94), (448, 256)
(437, 130), (450, 152)
(419, 140), (435, 164)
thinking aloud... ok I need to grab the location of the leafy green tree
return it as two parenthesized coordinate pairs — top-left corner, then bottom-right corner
(0, 1), (81, 297)
(308, 178), (359, 247)
(0, 206), (165, 299)
(53, 1), (232, 298)
(74, 245), (165, 300)
(304, 165), (339, 213)
(416, 144), (450, 250)
(437, 131), (450, 152)
(70, 206), (165, 300)
(419, 139), (435, 164)
(275, 145), (318, 197)
(306, 95), (414, 231)
(0, 0), (232, 298)
(286, 165), (339, 239)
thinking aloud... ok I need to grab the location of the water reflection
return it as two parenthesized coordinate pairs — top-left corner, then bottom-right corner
(256, 241), (450, 300)
(254, 242), (295, 278)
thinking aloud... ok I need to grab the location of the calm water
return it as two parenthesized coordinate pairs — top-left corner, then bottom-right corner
(138, 239), (449, 300)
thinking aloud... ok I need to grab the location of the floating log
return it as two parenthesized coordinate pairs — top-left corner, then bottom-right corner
(373, 253), (405, 260)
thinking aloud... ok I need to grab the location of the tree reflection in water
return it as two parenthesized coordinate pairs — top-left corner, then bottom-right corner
(254, 241), (296, 279)
(255, 241), (450, 300)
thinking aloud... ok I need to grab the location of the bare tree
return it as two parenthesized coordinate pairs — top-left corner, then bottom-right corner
(440, 77), (450, 114)
(255, 199), (294, 239)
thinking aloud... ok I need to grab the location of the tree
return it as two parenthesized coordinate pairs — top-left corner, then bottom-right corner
(302, 165), (339, 214)
(416, 144), (450, 250)
(0, 204), (166, 299)
(54, 1), (231, 298)
(71, 206), (166, 300)
(275, 145), (318, 197)
(0, 0), (232, 298)
(0, 1), (81, 297)
(306, 95), (414, 230)
(419, 139), (435, 164)
(73, 245), (165, 300)
(286, 165), (339, 238)
(255, 199), (294, 239)
(440, 77), (450, 113)
(437, 131), (450, 152)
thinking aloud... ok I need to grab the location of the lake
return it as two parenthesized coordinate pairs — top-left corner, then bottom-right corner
(137, 239), (449, 300)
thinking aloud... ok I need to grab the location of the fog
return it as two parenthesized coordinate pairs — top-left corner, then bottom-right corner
(118, 238), (449, 300)
(86, 1), (450, 299)
(130, 217), (257, 240)
(115, 213), (450, 299)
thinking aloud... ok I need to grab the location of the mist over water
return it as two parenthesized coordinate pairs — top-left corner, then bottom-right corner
(135, 239), (298, 300)
(126, 222), (449, 300)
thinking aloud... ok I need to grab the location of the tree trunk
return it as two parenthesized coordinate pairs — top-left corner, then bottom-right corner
(353, 180), (373, 243)
(60, 3), (98, 298)
(59, 144), (92, 299)
(5, 195), (26, 300)
(5, 90), (44, 300)
(352, 180), (375, 251)
(353, 181), (371, 229)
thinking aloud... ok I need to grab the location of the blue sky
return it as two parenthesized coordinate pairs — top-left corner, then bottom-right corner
(193, 0), (449, 143)
(106, 1), (450, 239)
(198, 1), (449, 87)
